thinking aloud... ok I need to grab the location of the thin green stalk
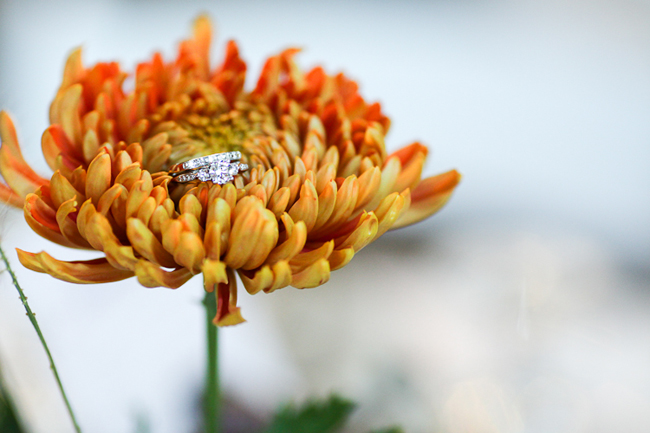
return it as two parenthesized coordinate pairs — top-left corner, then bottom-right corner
(203, 289), (220, 433)
(0, 244), (82, 433)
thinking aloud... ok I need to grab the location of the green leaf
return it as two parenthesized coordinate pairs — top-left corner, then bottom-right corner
(370, 427), (404, 433)
(0, 380), (23, 433)
(262, 394), (356, 433)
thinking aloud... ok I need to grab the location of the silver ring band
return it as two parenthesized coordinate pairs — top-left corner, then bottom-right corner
(169, 151), (242, 173)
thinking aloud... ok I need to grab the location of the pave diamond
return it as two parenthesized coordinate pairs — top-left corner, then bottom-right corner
(196, 168), (211, 182)
(227, 163), (239, 176)
(180, 151), (241, 171)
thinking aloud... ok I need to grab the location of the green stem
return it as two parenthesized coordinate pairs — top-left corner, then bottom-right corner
(0, 244), (82, 433)
(203, 289), (220, 433)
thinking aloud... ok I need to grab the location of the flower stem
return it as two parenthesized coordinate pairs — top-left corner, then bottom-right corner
(203, 289), (220, 433)
(0, 244), (82, 433)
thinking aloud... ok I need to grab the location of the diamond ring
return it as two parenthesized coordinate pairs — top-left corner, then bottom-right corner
(168, 151), (242, 173)
(170, 152), (249, 185)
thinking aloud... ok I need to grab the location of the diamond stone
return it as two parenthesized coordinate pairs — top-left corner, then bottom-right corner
(201, 162), (231, 184)
(227, 163), (239, 175)
(196, 168), (211, 182)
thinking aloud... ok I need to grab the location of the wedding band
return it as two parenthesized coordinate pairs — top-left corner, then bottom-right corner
(168, 151), (242, 173)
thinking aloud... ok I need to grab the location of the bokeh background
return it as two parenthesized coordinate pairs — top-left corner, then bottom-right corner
(0, 0), (649, 432)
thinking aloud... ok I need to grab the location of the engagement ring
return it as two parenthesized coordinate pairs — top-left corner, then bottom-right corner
(170, 152), (249, 185)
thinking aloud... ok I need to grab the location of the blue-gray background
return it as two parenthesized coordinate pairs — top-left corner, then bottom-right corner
(0, 0), (649, 432)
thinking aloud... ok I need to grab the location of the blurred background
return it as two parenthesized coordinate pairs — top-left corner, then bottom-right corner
(0, 0), (649, 432)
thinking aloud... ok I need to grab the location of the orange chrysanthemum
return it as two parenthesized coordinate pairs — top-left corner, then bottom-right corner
(0, 17), (460, 326)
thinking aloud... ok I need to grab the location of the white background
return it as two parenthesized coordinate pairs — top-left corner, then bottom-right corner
(0, 0), (649, 432)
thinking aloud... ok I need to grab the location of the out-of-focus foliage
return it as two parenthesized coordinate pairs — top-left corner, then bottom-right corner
(0, 373), (23, 433)
(262, 394), (402, 433)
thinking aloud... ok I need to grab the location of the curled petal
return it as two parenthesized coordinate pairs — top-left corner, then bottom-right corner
(238, 260), (292, 294)
(59, 48), (84, 94)
(329, 247), (354, 271)
(225, 197), (278, 270)
(265, 219), (307, 264)
(206, 197), (231, 234)
(335, 212), (378, 252)
(56, 197), (91, 248)
(268, 187), (291, 217)
(24, 193), (79, 248)
(85, 152), (112, 204)
(288, 180), (318, 231)
(85, 212), (138, 271)
(392, 169), (461, 229)
(17, 250), (133, 284)
(213, 267), (245, 326)
(313, 175), (358, 235)
(239, 265), (273, 295)
(365, 157), (400, 211)
(115, 163), (143, 191)
(135, 260), (193, 289)
(204, 222), (223, 260)
(355, 166), (381, 211)
(266, 261), (293, 293)
(42, 124), (82, 171)
(174, 231), (205, 274)
(392, 144), (427, 193)
(312, 180), (337, 232)
(126, 178), (154, 219)
(0, 112), (48, 200)
(203, 258), (228, 291)
(57, 84), (84, 145)
(291, 258), (330, 289)
(127, 218), (176, 268)
(82, 129), (100, 164)
(0, 183), (23, 207)
(51, 171), (85, 208)
(289, 240), (334, 274)
(180, 193), (203, 223)
(97, 184), (124, 215)
(373, 191), (409, 239)
(213, 40), (247, 105)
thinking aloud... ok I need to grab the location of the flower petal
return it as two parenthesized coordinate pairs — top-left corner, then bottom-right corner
(225, 197), (278, 270)
(0, 112), (48, 199)
(288, 179), (318, 231)
(328, 247), (354, 271)
(372, 191), (408, 239)
(127, 218), (176, 268)
(134, 259), (193, 289)
(202, 258), (228, 291)
(56, 197), (91, 248)
(16, 249), (133, 284)
(174, 231), (205, 274)
(265, 218), (307, 264)
(392, 169), (461, 229)
(213, 267), (245, 326)
(51, 171), (85, 208)
(0, 183), (23, 207)
(24, 193), (79, 248)
(85, 152), (112, 205)
(335, 212), (378, 252)
(289, 240), (334, 274)
(291, 258), (330, 289)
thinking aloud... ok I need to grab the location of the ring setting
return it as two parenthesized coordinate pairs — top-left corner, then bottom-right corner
(170, 151), (249, 185)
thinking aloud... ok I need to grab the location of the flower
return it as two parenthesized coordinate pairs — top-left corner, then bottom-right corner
(0, 17), (460, 326)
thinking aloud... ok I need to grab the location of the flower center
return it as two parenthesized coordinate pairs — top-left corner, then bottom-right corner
(149, 100), (277, 170)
